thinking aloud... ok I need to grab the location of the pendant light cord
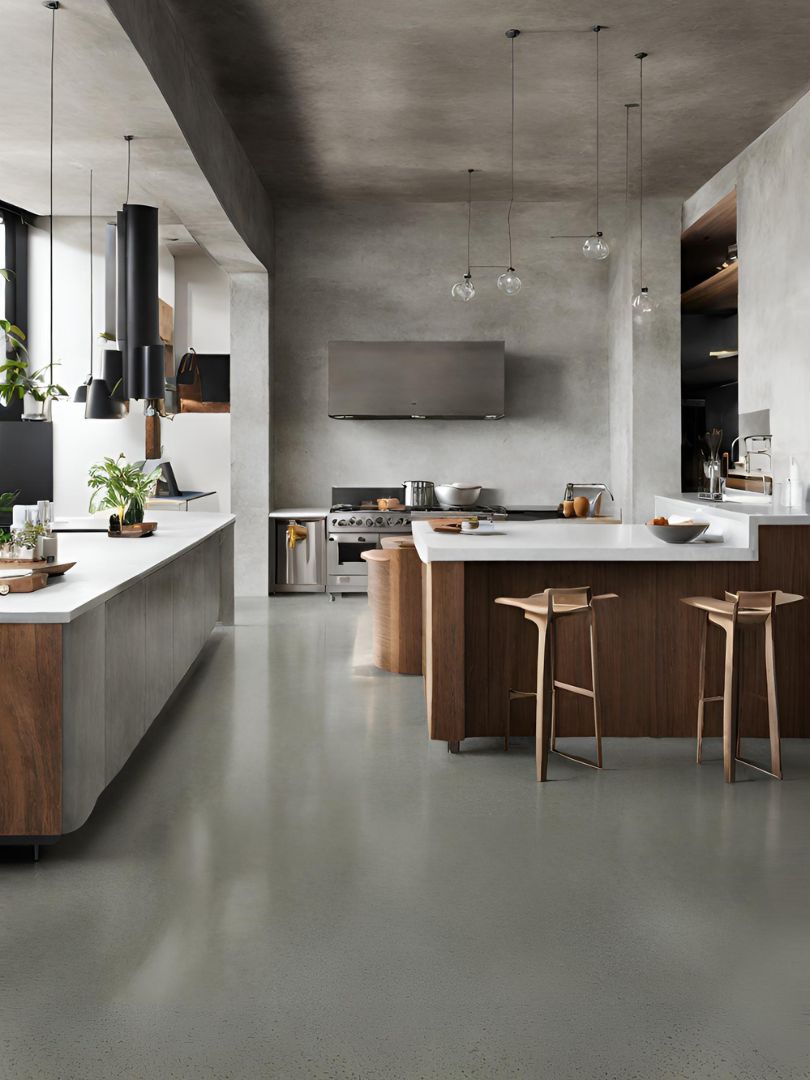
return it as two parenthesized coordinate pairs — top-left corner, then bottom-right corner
(89, 170), (93, 377)
(637, 52), (646, 285)
(48, 3), (56, 386)
(506, 33), (515, 268)
(594, 27), (600, 234)
(125, 135), (132, 204)
(466, 168), (473, 275)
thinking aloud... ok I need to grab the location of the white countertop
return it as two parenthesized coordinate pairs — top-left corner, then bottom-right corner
(412, 520), (753, 563)
(0, 512), (234, 623)
(657, 493), (810, 524)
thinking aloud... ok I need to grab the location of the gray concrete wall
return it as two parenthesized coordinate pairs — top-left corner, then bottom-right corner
(231, 273), (271, 596)
(686, 86), (810, 494)
(607, 198), (682, 523)
(273, 200), (612, 509)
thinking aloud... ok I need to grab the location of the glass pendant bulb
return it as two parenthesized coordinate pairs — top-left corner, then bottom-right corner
(582, 233), (610, 260)
(451, 274), (476, 302)
(632, 286), (657, 318)
(497, 268), (522, 295)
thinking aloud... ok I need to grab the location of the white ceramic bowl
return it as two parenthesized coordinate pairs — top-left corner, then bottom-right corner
(435, 483), (482, 508)
(646, 522), (709, 544)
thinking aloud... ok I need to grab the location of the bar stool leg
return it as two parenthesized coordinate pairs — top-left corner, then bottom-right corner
(764, 615), (782, 779)
(589, 610), (603, 769)
(549, 621), (558, 752)
(533, 617), (552, 782)
(722, 625), (739, 783)
(696, 615), (708, 764)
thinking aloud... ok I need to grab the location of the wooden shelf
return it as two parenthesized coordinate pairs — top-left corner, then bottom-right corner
(681, 261), (738, 314)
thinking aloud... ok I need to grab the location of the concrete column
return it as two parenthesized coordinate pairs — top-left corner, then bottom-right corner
(607, 197), (682, 523)
(230, 271), (271, 595)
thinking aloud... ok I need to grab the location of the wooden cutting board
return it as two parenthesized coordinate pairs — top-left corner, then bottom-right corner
(429, 519), (465, 533)
(108, 522), (158, 538)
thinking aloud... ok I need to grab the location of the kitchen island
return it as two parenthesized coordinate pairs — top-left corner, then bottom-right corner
(414, 502), (810, 748)
(0, 513), (234, 849)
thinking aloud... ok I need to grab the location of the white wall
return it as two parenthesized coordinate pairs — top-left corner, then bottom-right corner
(684, 86), (810, 494)
(27, 217), (231, 516)
(173, 251), (231, 356)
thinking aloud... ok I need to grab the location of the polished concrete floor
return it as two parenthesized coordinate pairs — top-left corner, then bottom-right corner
(2, 596), (810, 1079)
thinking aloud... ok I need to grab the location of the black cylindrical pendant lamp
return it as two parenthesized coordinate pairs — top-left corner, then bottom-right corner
(116, 208), (128, 391)
(136, 344), (165, 400)
(84, 376), (120, 420)
(124, 204), (159, 399)
(73, 376), (90, 403)
(101, 348), (126, 404)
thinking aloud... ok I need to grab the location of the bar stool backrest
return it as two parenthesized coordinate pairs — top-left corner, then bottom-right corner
(546, 586), (592, 613)
(725, 590), (777, 614)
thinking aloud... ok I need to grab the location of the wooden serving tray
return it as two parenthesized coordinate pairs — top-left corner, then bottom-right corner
(429, 518), (464, 533)
(108, 522), (158, 538)
(0, 559), (76, 577)
(0, 572), (48, 594)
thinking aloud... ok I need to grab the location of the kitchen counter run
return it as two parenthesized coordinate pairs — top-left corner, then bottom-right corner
(412, 520), (752, 563)
(0, 512), (235, 623)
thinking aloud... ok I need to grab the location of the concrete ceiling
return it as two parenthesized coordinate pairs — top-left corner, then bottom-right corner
(0, 0), (261, 272)
(161, 0), (810, 203)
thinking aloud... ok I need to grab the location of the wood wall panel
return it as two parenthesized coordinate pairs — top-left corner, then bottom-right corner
(426, 536), (810, 742)
(0, 624), (62, 836)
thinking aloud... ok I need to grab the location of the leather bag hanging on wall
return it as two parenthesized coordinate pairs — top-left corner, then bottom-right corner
(176, 349), (230, 413)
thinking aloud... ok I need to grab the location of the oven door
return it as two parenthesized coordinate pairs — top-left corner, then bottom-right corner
(327, 531), (380, 577)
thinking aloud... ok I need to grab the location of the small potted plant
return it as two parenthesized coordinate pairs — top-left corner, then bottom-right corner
(0, 491), (17, 558)
(11, 520), (46, 560)
(88, 454), (162, 532)
(0, 357), (68, 421)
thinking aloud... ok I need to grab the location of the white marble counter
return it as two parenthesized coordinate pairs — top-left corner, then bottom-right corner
(412, 519), (753, 564)
(268, 508), (329, 519)
(0, 512), (235, 623)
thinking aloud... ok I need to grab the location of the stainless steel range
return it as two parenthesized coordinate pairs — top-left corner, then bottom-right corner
(326, 486), (560, 597)
(327, 487), (412, 597)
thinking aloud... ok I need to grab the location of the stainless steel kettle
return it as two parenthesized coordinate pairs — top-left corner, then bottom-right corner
(403, 480), (435, 508)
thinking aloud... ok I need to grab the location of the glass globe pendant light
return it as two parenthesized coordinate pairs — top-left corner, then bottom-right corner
(497, 29), (524, 294)
(631, 51), (655, 318)
(582, 26), (610, 260)
(451, 168), (476, 302)
(497, 268), (522, 295)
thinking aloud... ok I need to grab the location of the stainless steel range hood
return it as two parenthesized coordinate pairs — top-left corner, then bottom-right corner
(328, 340), (505, 419)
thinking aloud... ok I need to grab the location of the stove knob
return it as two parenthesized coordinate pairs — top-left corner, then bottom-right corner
(366, 517), (374, 527)
(337, 519), (347, 527)
(376, 517), (383, 525)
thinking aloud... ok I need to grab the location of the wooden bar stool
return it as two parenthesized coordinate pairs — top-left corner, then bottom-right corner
(495, 587), (618, 781)
(681, 590), (803, 782)
(361, 543), (423, 675)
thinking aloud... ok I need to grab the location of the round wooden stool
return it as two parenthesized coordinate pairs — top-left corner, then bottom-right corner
(361, 544), (423, 675)
(681, 590), (803, 782)
(495, 587), (618, 781)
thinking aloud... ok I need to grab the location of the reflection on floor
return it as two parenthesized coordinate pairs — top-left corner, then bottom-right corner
(2, 596), (809, 1078)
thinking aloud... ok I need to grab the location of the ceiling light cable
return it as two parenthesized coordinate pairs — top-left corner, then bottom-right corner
(43, 0), (60, 385)
(497, 30), (522, 294)
(89, 170), (93, 375)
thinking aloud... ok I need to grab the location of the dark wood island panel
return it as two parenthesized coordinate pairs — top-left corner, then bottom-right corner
(424, 526), (810, 743)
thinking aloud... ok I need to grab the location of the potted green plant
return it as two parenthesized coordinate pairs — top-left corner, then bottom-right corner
(0, 290), (28, 420)
(88, 454), (162, 531)
(11, 520), (46, 560)
(0, 357), (68, 421)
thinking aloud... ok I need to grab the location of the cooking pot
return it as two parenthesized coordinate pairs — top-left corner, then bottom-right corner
(403, 480), (435, 508)
(435, 482), (482, 508)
